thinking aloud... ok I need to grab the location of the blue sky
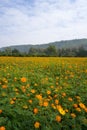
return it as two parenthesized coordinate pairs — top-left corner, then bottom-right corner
(0, 0), (87, 47)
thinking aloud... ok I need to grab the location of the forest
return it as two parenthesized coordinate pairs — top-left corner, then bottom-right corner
(0, 45), (87, 57)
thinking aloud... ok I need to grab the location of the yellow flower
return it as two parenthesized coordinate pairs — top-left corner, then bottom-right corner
(34, 83), (38, 86)
(59, 108), (66, 115)
(34, 122), (40, 128)
(57, 105), (66, 115)
(14, 88), (19, 92)
(23, 105), (28, 109)
(56, 115), (61, 122)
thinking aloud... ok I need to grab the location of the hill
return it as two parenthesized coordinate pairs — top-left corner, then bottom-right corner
(0, 39), (87, 53)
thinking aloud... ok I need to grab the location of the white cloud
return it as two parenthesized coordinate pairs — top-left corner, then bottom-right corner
(0, 0), (87, 47)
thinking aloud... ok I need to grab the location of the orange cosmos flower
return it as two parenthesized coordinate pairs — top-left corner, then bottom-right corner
(56, 115), (61, 122)
(36, 94), (42, 100)
(43, 101), (48, 107)
(47, 90), (51, 95)
(48, 95), (52, 100)
(76, 107), (81, 112)
(21, 86), (26, 92)
(51, 103), (56, 109)
(0, 126), (6, 130)
(10, 100), (15, 105)
(56, 82), (58, 85)
(73, 104), (78, 108)
(85, 69), (87, 73)
(27, 94), (30, 96)
(75, 96), (81, 100)
(2, 85), (7, 89)
(34, 122), (40, 128)
(33, 108), (38, 114)
(71, 113), (76, 118)
(50, 85), (54, 88)
(0, 110), (2, 114)
(12, 97), (16, 101)
(31, 89), (36, 94)
(79, 103), (86, 109)
(65, 109), (69, 113)
(55, 99), (59, 105)
(62, 92), (66, 97)
(21, 77), (27, 83)
(28, 100), (32, 104)
(54, 94), (58, 98)
(68, 97), (73, 101)
(84, 107), (87, 112)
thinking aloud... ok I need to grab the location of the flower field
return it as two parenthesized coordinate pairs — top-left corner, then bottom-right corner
(0, 57), (87, 130)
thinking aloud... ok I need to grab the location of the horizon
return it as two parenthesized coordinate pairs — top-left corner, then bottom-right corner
(0, 0), (87, 48)
(0, 38), (87, 49)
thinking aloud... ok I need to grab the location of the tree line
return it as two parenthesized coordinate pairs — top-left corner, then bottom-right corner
(0, 45), (87, 57)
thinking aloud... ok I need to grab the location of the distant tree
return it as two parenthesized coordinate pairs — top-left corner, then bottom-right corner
(64, 48), (76, 57)
(4, 47), (12, 56)
(12, 49), (21, 56)
(58, 48), (78, 57)
(76, 46), (87, 57)
(58, 48), (66, 57)
(0, 51), (2, 56)
(45, 45), (57, 56)
(28, 47), (38, 56)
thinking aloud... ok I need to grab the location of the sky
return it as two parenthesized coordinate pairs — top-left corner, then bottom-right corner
(0, 0), (87, 48)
